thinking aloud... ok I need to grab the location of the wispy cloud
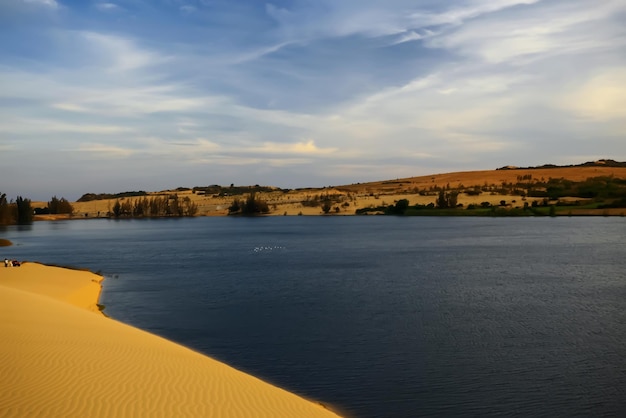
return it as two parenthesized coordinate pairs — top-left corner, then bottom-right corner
(79, 32), (164, 72)
(390, 30), (433, 45)
(253, 140), (337, 156)
(77, 143), (135, 157)
(1, 0), (625, 199)
(95, 3), (121, 12)
(427, 1), (626, 64)
(22, 0), (58, 8)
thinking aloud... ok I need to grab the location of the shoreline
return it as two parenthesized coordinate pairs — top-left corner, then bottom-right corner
(31, 207), (626, 222)
(25, 165), (626, 218)
(0, 262), (342, 417)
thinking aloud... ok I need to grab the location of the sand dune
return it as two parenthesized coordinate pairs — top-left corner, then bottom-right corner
(55, 165), (626, 218)
(0, 263), (340, 418)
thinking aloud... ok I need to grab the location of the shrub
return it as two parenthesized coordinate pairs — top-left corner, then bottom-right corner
(230, 193), (269, 215)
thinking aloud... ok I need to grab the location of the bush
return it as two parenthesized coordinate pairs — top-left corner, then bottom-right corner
(48, 196), (73, 214)
(229, 193), (269, 215)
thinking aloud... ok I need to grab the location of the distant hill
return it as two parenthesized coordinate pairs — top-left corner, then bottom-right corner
(496, 159), (626, 170)
(68, 161), (626, 218)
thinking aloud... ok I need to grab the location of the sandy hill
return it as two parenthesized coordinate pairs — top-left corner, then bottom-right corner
(32, 163), (626, 218)
(336, 165), (626, 194)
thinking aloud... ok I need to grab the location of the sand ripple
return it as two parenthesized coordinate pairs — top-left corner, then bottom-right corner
(0, 265), (339, 418)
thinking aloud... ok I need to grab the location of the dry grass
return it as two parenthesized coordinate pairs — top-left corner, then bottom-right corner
(63, 166), (626, 217)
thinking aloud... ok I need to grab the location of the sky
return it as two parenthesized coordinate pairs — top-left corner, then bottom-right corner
(1, 0), (625, 201)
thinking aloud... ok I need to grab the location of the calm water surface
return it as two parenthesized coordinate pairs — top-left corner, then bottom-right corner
(2, 217), (625, 417)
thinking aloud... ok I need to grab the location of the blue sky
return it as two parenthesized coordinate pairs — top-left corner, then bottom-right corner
(1, 0), (625, 200)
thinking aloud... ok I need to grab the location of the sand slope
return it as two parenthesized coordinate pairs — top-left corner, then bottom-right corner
(0, 264), (340, 418)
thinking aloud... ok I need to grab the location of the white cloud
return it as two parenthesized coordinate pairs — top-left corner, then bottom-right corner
(2, 0), (626, 197)
(95, 3), (121, 12)
(264, 0), (542, 43)
(563, 69), (626, 122)
(22, 0), (58, 8)
(80, 32), (164, 72)
(253, 140), (337, 156)
(408, 0), (540, 27)
(47, 121), (134, 134)
(52, 84), (211, 117)
(426, 1), (626, 64)
(0, 116), (134, 135)
(52, 102), (90, 113)
(77, 143), (135, 157)
(390, 30), (432, 45)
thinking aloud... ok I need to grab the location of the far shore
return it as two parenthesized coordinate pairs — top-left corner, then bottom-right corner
(0, 262), (342, 418)
(24, 165), (626, 219)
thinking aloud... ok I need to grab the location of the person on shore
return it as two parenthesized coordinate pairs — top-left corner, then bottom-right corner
(3, 259), (20, 267)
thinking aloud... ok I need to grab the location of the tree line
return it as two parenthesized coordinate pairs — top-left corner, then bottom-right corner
(0, 193), (34, 225)
(1, 194), (77, 225)
(110, 195), (198, 218)
(33, 196), (74, 215)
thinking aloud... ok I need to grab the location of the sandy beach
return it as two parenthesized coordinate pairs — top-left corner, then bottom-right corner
(0, 263), (341, 418)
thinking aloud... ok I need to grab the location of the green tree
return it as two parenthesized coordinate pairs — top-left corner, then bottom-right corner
(228, 198), (242, 214)
(48, 196), (73, 214)
(230, 193), (269, 215)
(112, 200), (122, 218)
(0, 193), (12, 225)
(15, 196), (33, 224)
(244, 192), (269, 215)
(182, 196), (198, 216)
(385, 199), (410, 215)
(436, 191), (458, 209)
(121, 200), (132, 216)
(437, 190), (447, 208)
(321, 199), (332, 214)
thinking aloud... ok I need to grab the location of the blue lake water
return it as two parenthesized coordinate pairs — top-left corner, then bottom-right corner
(2, 217), (626, 417)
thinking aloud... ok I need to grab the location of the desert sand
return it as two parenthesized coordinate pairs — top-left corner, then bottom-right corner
(0, 263), (341, 418)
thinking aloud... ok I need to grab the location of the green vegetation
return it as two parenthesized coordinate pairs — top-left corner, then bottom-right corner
(110, 195), (198, 218)
(15, 197), (33, 224)
(356, 175), (626, 217)
(300, 192), (351, 214)
(436, 191), (459, 209)
(0, 193), (33, 225)
(228, 193), (270, 215)
(193, 184), (281, 197)
(34, 196), (74, 215)
(77, 191), (148, 202)
(406, 173), (626, 207)
(0, 193), (12, 225)
(48, 196), (74, 214)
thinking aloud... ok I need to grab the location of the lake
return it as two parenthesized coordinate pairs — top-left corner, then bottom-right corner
(2, 216), (625, 417)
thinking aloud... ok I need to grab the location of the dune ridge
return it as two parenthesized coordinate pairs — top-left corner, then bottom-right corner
(0, 263), (341, 418)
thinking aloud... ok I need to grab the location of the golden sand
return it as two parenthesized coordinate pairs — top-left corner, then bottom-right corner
(0, 263), (341, 418)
